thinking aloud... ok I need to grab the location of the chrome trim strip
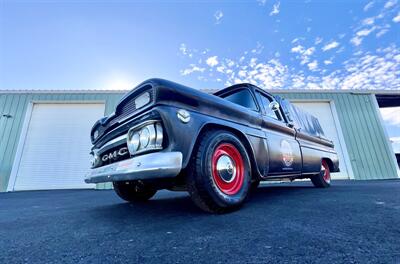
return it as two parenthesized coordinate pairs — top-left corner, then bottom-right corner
(85, 152), (182, 184)
(128, 119), (160, 132)
(130, 146), (163, 157)
(97, 134), (127, 154)
(155, 123), (163, 147)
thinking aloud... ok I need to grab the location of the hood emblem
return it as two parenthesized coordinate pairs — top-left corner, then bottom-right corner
(177, 109), (191, 123)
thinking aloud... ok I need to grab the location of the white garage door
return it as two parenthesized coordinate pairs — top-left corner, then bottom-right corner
(292, 101), (351, 180)
(9, 103), (105, 191)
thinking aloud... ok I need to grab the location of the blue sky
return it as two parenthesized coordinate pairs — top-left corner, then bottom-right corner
(0, 0), (399, 91)
(1, 0), (399, 152)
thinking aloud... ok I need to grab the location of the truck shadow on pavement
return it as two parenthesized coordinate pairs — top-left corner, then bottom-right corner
(90, 183), (318, 218)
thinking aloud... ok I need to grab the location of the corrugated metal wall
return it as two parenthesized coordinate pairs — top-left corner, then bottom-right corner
(277, 92), (398, 181)
(0, 91), (398, 192)
(0, 92), (122, 192)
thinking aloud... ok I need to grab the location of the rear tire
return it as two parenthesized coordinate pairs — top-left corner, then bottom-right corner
(113, 181), (157, 202)
(187, 130), (252, 213)
(310, 160), (331, 188)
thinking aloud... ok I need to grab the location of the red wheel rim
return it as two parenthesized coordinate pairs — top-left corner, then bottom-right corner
(322, 160), (331, 183)
(211, 143), (245, 195)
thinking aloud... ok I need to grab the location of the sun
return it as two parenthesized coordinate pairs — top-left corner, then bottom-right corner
(108, 79), (133, 90)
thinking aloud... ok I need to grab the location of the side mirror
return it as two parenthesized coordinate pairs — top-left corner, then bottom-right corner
(269, 101), (280, 111)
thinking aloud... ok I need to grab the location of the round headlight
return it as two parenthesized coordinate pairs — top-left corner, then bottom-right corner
(139, 127), (150, 148)
(127, 132), (140, 154)
(93, 130), (99, 140)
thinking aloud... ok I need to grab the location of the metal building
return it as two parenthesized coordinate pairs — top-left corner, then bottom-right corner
(0, 89), (399, 192)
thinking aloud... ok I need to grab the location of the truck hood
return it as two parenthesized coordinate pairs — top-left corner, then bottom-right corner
(91, 78), (261, 144)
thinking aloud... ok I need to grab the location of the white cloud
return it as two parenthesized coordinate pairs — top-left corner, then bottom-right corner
(322, 41), (340, 51)
(376, 28), (389, 37)
(363, 1), (374, 11)
(291, 45), (304, 53)
(380, 107), (400, 126)
(206, 56), (219, 67)
(257, 0), (267, 6)
(356, 27), (375, 37)
(249, 57), (258, 67)
(300, 47), (315, 64)
(270, 2), (280, 16)
(341, 46), (400, 90)
(238, 70), (247, 78)
(216, 66), (225, 73)
(180, 64), (205, 76)
(315, 37), (323, 45)
(384, 0), (397, 9)
(393, 13), (400, 23)
(362, 17), (375, 26)
(307, 60), (318, 71)
(179, 43), (187, 55)
(390, 137), (400, 153)
(349, 27), (376, 46)
(226, 59), (235, 67)
(291, 45), (316, 65)
(303, 47), (315, 56)
(350, 36), (363, 46)
(179, 42), (400, 92)
(390, 137), (400, 142)
(349, 0), (398, 49)
(336, 46), (345, 54)
(251, 42), (264, 54)
(214, 11), (223, 24)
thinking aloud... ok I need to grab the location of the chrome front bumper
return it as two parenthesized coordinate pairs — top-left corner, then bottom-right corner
(85, 152), (183, 184)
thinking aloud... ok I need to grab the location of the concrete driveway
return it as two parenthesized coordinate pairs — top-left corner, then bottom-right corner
(0, 180), (399, 263)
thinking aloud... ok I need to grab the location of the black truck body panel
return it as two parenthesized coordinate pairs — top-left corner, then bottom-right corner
(90, 78), (339, 181)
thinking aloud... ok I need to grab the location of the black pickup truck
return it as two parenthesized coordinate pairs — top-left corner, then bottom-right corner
(85, 78), (339, 213)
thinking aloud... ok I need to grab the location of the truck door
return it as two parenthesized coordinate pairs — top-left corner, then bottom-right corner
(256, 91), (302, 176)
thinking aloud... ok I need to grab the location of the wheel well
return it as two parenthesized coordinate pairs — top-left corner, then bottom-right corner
(322, 158), (334, 172)
(193, 123), (261, 180)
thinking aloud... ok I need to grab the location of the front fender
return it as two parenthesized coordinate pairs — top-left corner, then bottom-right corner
(157, 105), (268, 178)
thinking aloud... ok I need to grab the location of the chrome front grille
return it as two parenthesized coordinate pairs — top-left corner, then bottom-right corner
(98, 142), (130, 167)
(94, 135), (130, 168)
(92, 118), (164, 169)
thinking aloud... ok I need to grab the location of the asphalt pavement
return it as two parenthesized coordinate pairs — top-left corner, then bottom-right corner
(0, 180), (399, 264)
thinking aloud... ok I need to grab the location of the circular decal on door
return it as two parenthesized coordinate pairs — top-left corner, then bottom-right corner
(280, 140), (294, 167)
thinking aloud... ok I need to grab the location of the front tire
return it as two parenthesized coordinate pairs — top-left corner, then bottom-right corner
(310, 160), (331, 188)
(187, 130), (252, 213)
(113, 181), (157, 202)
(251, 180), (260, 191)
